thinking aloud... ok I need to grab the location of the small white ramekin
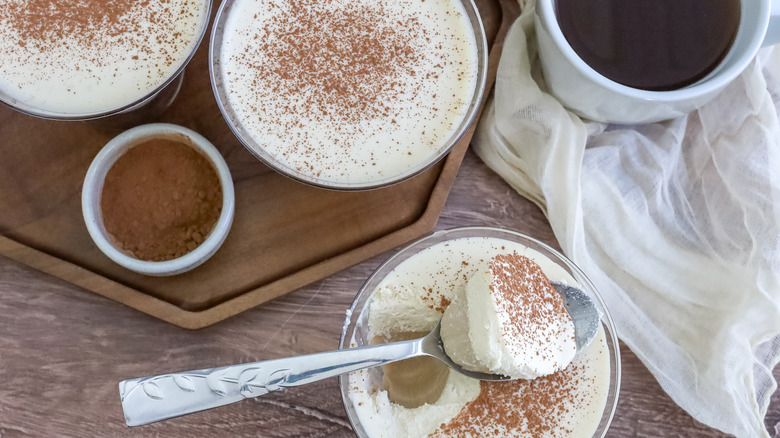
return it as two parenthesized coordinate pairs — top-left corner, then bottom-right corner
(82, 123), (235, 276)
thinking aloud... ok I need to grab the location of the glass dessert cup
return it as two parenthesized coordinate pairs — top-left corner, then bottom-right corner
(0, 0), (213, 122)
(338, 227), (621, 437)
(208, 0), (488, 191)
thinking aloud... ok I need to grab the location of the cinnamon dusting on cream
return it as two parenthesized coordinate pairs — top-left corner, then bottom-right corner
(431, 365), (595, 437)
(490, 252), (574, 369)
(0, 0), (206, 113)
(220, 0), (479, 183)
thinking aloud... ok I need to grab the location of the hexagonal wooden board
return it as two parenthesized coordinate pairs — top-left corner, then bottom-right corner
(0, 0), (507, 328)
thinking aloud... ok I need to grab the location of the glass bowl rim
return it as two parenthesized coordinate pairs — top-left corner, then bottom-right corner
(207, 0), (489, 191)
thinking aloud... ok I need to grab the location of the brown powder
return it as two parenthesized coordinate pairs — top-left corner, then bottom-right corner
(430, 365), (589, 437)
(436, 295), (452, 313)
(236, 0), (423, 127)
(226, 0), (465, 174)
(4, 0), (142, 49)
(423, 287), (452, 313)
(489, 253), (573, 366)
(100, 134), (222, 262)
(1, 0), (202, 92)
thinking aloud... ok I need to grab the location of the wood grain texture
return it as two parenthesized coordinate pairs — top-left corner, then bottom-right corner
(1, 151), (778, 437)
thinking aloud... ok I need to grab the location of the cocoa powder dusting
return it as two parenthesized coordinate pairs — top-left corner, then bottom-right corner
(0, 0), (202, 95)
(437, 295), (452, 313)
(100, 135), (222, 262)
(236, 0), (422, 126)
(225, 0), (475, 175)
(266, 0), (416, 124)
(423, 287), (452, 313)
(490, 253), (573, 366)
(431, 365), (589, 437)
(5, 0), (144, 49)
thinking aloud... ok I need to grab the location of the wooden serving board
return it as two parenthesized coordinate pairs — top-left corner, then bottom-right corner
(0, 0), (508, 329)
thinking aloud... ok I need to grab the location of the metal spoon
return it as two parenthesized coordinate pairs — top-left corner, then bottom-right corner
(118, 281), (599, 426)
(553, 281), (602, 352)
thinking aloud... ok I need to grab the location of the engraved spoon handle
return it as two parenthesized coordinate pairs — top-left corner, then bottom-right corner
(119, 339), (424, 426)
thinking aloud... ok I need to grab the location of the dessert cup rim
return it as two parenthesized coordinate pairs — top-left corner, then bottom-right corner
(338, 226), (621, 438)
(207, 0), (489, 191)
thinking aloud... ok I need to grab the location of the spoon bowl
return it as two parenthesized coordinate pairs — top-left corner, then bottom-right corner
(422, 320), (509, 381)
(553, 281), (602, 352)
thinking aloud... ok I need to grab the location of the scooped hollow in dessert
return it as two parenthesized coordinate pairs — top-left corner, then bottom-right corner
(440, 252), (577, 379)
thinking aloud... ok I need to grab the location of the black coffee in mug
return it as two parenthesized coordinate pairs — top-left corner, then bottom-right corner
(555, 0), (741, 91)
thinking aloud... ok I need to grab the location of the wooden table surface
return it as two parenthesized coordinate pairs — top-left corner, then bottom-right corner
(1, 149), (778, 437)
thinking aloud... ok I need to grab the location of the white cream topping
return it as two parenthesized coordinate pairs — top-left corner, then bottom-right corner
(441, 256), (577, 379)
(369, 284), (443, 340)
(0, 0), (208, 115)
(349, 369), (480, 438)
(219, 0), (479, 185)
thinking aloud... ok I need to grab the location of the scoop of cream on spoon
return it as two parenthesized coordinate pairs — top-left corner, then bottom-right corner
(441, 252), (597, 380)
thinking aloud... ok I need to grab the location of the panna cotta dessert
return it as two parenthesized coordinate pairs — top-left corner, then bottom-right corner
(346, 234), (613, 437)
(0, 0), (210, 117)
(441, 252), (577, 379)
(212, 0), (485, 188)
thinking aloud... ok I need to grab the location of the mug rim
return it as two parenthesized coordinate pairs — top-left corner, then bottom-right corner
(536, 0), (771, 103)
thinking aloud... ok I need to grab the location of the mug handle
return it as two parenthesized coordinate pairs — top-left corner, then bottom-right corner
(763, 0), (780, 46)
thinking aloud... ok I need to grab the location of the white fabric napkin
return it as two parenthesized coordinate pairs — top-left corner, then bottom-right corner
(472, 2), (780, 436)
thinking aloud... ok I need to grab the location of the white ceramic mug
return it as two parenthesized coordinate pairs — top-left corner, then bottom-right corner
(535, 0), (780, 124)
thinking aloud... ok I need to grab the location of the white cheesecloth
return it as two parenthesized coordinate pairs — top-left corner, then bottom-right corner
(472, 2), (780, 437)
